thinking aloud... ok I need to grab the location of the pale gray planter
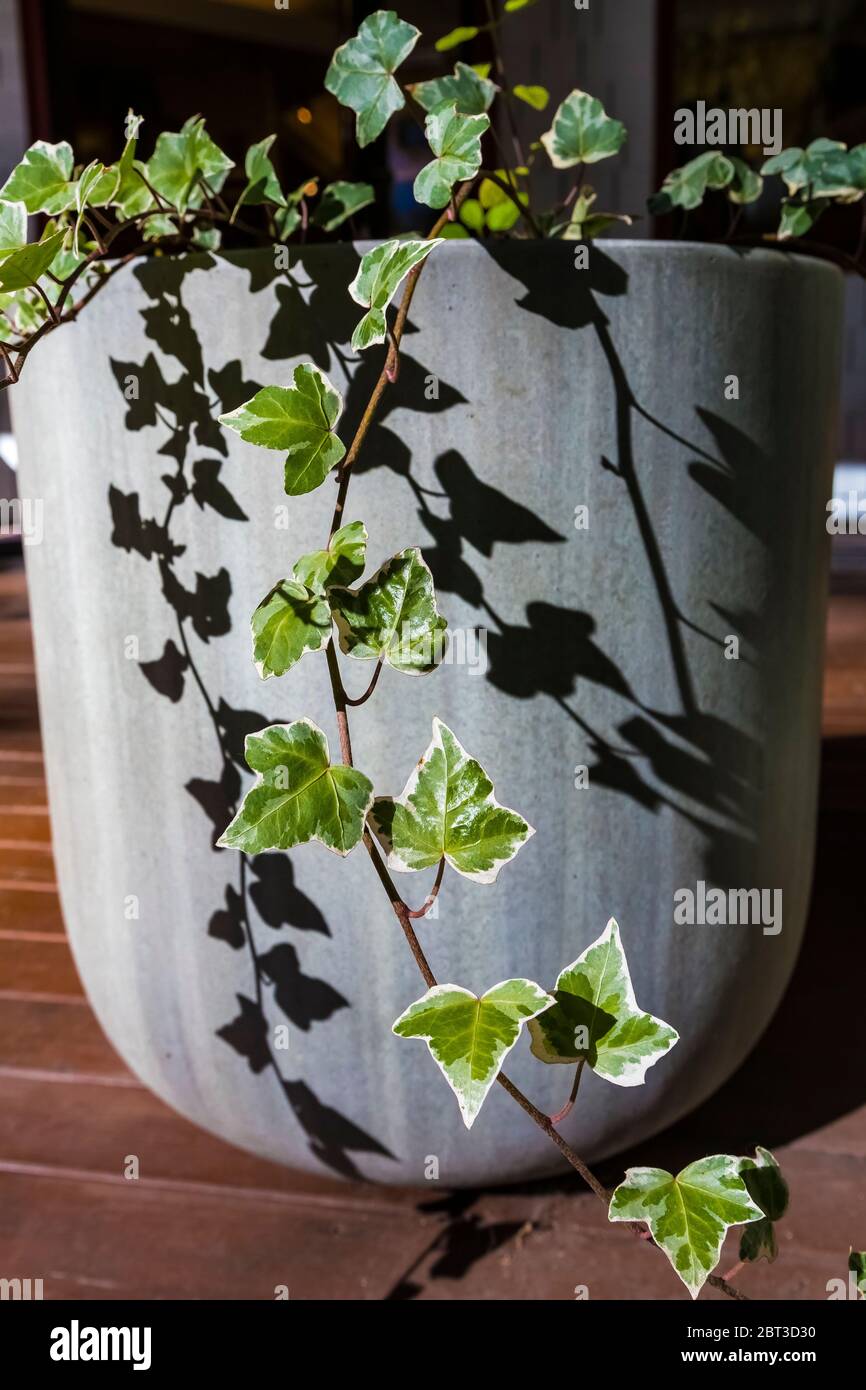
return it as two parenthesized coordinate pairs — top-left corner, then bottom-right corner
(12, 241), (843, 1186)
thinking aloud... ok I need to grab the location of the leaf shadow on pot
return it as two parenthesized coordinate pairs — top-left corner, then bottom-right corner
(105, 253), (396, 1181)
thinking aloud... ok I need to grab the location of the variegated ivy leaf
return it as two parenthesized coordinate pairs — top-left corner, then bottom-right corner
(0, 141), (75, 215)
(738, 1147), (788, 1265)
(371, 718), (534, 883)
(727, 155), (763, 206)
(0, 203), (26, 263)
(74, 161), (120, 250)
(218, 720), (373, 857)
(410, 62), (498, 116)
(218, 364), (346, 497)
(146, 116), (234, 214)
(392, 979), (554, 1128)
(292, 521), (367, 594)
(234, 135), (287, 217)
(528, 918), (678, 1084)
(777, 197), (828, 240)
(114, 117), (153, 219)
(311, 180), (375, 233)
(762, 139), (863, 201)
(541, 90), (626, 170)
(251, 580), (331, 680)
(648, 152), (733, 214)
(325, 10), (420, 148)
(330, 547), (447, 674)
(414, 104), (490, 210)
(349, 238), (440, 351)
(609, 1156), (763, 1298)
(0, 229), (65, 293)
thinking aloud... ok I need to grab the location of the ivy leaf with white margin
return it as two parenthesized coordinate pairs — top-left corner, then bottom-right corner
(738, 1146), (789, 1265)
(250, 580), (332, 680)
(0, 203), (26, 263)
(349, 238), (440, 351)
(541, 90), (626, 169)
(727, 155), (763, 205)
(609, 1156), (763, 1298)
(392, 980), (554, 1128)
(233, 135), (287, 219)
(218, 720), (373, 856)
(311, 181), (376, 233)
(325, 10), (420, 148)
(648, 152), (733, 214)
(292, 521), (367, 594)
(74, 161), (120, 251)
(414, 104), (490, 210)
(409, 62), (498, 116)
(330, 547), (447, 674)
(146, 116), (234, 215)
(0, 141), (75, 215)
(371, 718), (534, 882)
(528, 918), (678, 1083)
(218, 364), (346, 497)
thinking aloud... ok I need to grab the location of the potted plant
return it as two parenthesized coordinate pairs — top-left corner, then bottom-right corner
(1, 4), (858, 1298)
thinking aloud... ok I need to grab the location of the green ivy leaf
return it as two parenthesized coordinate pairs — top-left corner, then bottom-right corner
(434, 26), (480, 53)
(218, 719), (373, 856)
(727, 155), (763, 205)
(504, 0), (538, 10)
(512, 84), (549, 111)
(371, 718), (534, 882)
(234, 135), (286, 216)
(410, 61), (498, 115)
(414, 104), (490, 209)
(312, 180), (376, 232)
(541, 90), (626, 169)
(218, 364), (346, 497)
(609, 1157), (763, 1298)
(0, 229), (65, 293)
(648, 151), (734, 214)
(251, 580), (332, 680)
(330, 547), (447, 674)
(763, 139), (861, 200)
(325, 9), (420, 148)
(74, 161), (120, 250)
(0, 202), (27, 263)
(460, 198), (485, 232)
(114, 116), (153, 219)
(292, 521), (368, 594)
(849, 1251), (866, 1297)
(392, 979), (554, 1128)
(777, 197), (828, 240)
(528, 918), (678, 1083)
(146, 116), (234, 214)
(349, 237), (440, 350)
(737, 1146), (789, 1265)
(0, 141), (75, 215)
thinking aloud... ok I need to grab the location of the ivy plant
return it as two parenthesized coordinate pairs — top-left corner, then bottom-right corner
(0, 0), (851, 1301)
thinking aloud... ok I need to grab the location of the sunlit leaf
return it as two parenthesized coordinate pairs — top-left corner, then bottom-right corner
(218, 363), (345, 496)
(0, 141), (75, 215)
(434, 26), (480, 53)
(410, 61), (498, 115)
(251, 580), (332, 680)
(512, 84), (549, 111)
(0, 203), (27, 263)
(371, 718), (534, 882)
(392, 979), (554, 1128)
(234, 134), (286, 217)
(348, 237), (440, 350)
(414, 103), (489, 209)
(541, 90), (626, 169)
(218, 719), (373, 856)
(609, 1156), (763, 1298)
(528, 918), (678, 1083)
(293, 521), (368, 594)
(0, 229), (65, 292)
(325, 9), (420, 147)
(331, 547), (447, 674)
(146, 115), (234, 214)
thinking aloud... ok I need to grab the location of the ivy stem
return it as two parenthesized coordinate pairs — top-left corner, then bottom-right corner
(406, 857), (445, 919)
(550, 1058), (585, 1125)
(343, 657), (383, 707)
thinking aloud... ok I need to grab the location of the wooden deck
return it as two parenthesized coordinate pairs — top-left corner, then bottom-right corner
(1, 553), (864, 1301)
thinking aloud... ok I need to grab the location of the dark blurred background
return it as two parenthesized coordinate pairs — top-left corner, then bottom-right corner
(1, 0), (866, 524)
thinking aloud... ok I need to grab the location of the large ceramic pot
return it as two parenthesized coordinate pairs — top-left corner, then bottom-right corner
(12, 241), (843, 1185)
